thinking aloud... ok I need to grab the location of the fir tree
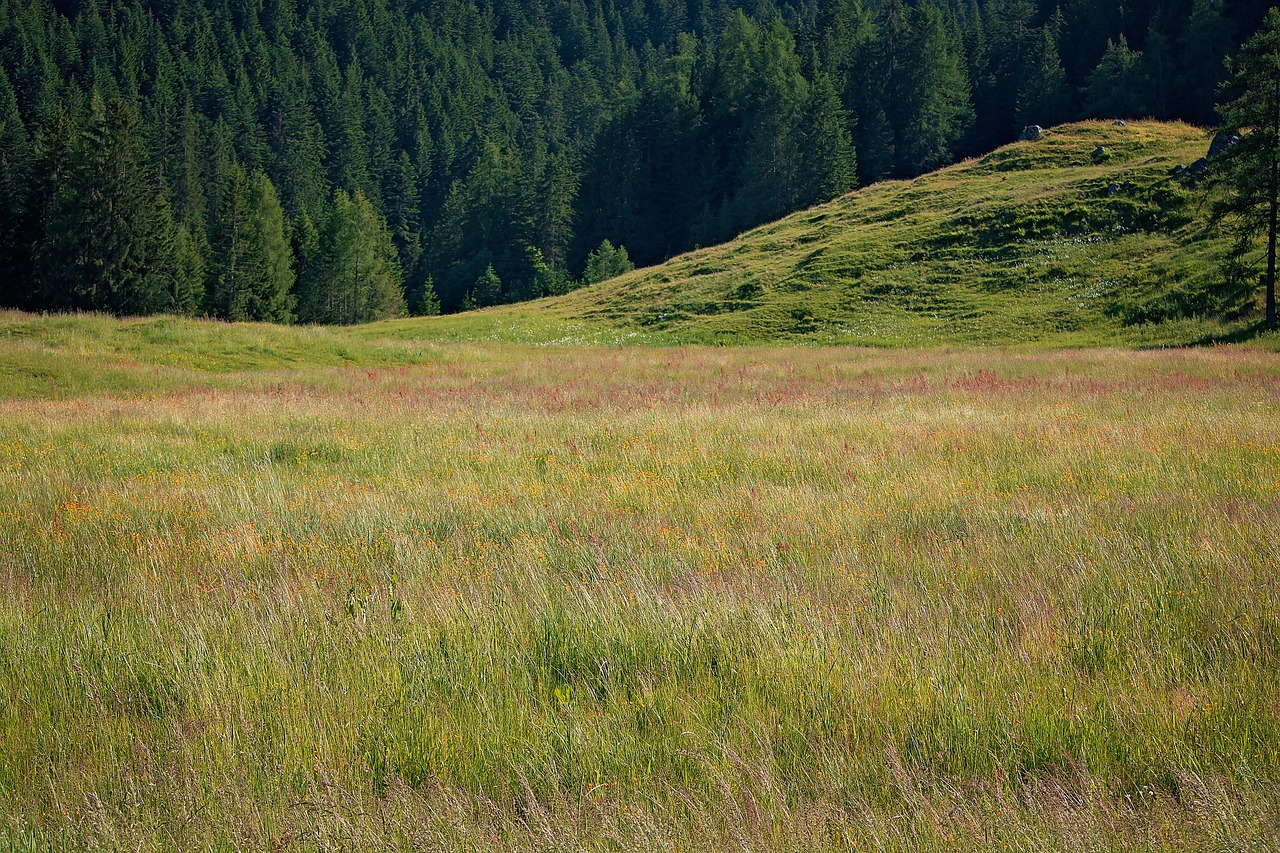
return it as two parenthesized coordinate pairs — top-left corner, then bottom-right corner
(0, 66), (32, 307)
(207, 166), (294, 322)
(1212, 7), (1280, 324)
(583, 238), (633, 284)
(300, 189), (404, 324)
(34, 94), (173, 315)
(1084, 36), (1148, 119)
(467, 262), (503, 309)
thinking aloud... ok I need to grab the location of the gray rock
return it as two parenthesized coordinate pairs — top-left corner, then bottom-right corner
(1171, 164), (1186, 176)
(1092, 146), (1107, 160)
(1112, 120), (1127, 126)
(1018, 125), (1043, 141)
(1189, 157), (1208, 174)
(1208, 132), (1239, 159)
(1107, 182), (1122, 196)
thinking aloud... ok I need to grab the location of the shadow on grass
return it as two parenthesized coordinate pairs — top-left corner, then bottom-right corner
(1187, 320), (1277, 346)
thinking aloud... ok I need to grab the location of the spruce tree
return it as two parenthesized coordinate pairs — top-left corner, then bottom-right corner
(291, 206), (324, 322)
(207, 166), (294, 322)
(300, 189), (404, 324)
(1016, 24), (1070, 128)
(34, 94), (173, 316)
(170, 223), (206, 316)
(1143, 22), (1176, 119)
(792, 70), (856, 207)
(1213, 7), (1280, 324)
(1178, 0), (1237, 125)
(583, 239), (633, 284)
(534, 152), (579, 271)
(0, 67), (32, 307)
(467, 263), (503, 309)
(1084, 36), (1149, 119)
(6, 0), (1280, 319)
(386, 150), (423, 279)
(897, 2), (973, 176)
(969, 0), (1035, 151)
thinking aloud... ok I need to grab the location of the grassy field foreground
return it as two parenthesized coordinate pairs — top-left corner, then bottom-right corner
(2, 331), (1280, 850)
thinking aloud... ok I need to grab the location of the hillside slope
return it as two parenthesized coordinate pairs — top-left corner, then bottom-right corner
(373, 121), (1264, 347)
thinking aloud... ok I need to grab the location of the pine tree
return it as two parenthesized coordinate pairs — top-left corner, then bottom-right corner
(0, 66), (32, 307)
(1212, 7), (1280, 324)
(207, 166), (294, 322)
(583, 238), (633, 284)
(467, 262), (503, 309)
(34, 94), (174, 315)
(299, 189), (404, 324)
(1084, 36), (1149, 119)
(1016, 24), (1070, 128)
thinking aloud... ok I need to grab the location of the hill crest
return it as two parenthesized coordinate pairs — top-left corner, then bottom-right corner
(380, 121), (1260, 348)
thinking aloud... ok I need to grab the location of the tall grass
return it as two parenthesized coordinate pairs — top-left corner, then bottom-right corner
(1, 333), (1279, 850)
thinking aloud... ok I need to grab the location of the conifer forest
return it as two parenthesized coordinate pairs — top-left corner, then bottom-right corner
(0, 0), (1273, 319)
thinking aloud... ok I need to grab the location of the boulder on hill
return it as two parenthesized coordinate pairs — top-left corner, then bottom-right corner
(1208, 132), (1240, 159)
(1018, 125), (1043, 141)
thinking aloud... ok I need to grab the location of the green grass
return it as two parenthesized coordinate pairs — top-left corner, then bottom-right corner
(379, 121), (1276, 348)
(2, 121), (1279, 849)
(1, 320), (1278, 850)
(0, 311), (458, 398)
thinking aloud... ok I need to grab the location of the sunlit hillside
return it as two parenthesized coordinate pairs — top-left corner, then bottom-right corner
(376, 121), (1267, 348)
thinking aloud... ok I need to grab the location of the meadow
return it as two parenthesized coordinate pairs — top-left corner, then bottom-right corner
(0, 312), (1278, 851)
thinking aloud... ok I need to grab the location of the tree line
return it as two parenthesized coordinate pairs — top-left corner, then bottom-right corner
(0, 0), (1273, 322)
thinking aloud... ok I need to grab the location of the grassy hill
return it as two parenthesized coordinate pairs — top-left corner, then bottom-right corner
(1, 121), (1276, 403)
(373, 120), (1273, 348)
